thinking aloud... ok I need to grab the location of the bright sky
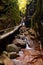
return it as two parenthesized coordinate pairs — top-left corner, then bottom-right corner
(18, 0), (27, 13)
(18, 0), (32, 14)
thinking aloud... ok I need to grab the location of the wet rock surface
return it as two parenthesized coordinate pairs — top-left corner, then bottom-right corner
(0, 26), (43, 65)
(13, 39), (26, 48)
(6, 44), (20, 53)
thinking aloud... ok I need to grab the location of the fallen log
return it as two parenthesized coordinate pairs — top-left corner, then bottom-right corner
(0, 24), (21, 40)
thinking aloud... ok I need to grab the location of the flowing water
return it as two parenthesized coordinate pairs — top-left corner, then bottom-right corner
(26, 43), (32, 49)
(12, 23), (33, 64)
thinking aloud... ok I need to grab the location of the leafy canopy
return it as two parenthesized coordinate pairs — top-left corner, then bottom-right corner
(18, 0), (32, 14)
(18, 0), (27, 14)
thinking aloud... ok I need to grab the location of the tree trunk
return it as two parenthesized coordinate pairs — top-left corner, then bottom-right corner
(31, 0), (43, 49)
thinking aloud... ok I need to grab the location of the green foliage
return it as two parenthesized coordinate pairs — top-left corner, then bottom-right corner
(18, 0), (27, 14)
(18, 0), (32, 14)
(31, 0), (43, 41)
(0, 0), (20, 30)
(27, 0), (32, 5)
(31, 0), (41, 28)
(5, 0), (20, 24)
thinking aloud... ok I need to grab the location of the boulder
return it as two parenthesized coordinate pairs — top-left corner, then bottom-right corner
(6, 44), (19, 53)
(19, 27), (27, 33)
(24, 31), (29, 36)
(30, 36), (35, 40)
(3, 51), (19, 59)
(13, 39), (26, 48)
(15, 34), (25, 39)
(19, 34), (25, 39)
(28, 39), (40, 50)
(2, 55), (14, 65)
(0, 60), (4, 65)
(8, 52), (19, 59)
(28, 28), (37, 37)
(3, 51), (8, 56)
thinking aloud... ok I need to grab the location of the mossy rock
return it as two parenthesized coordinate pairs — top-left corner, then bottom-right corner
(6, 44), (19, 53)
